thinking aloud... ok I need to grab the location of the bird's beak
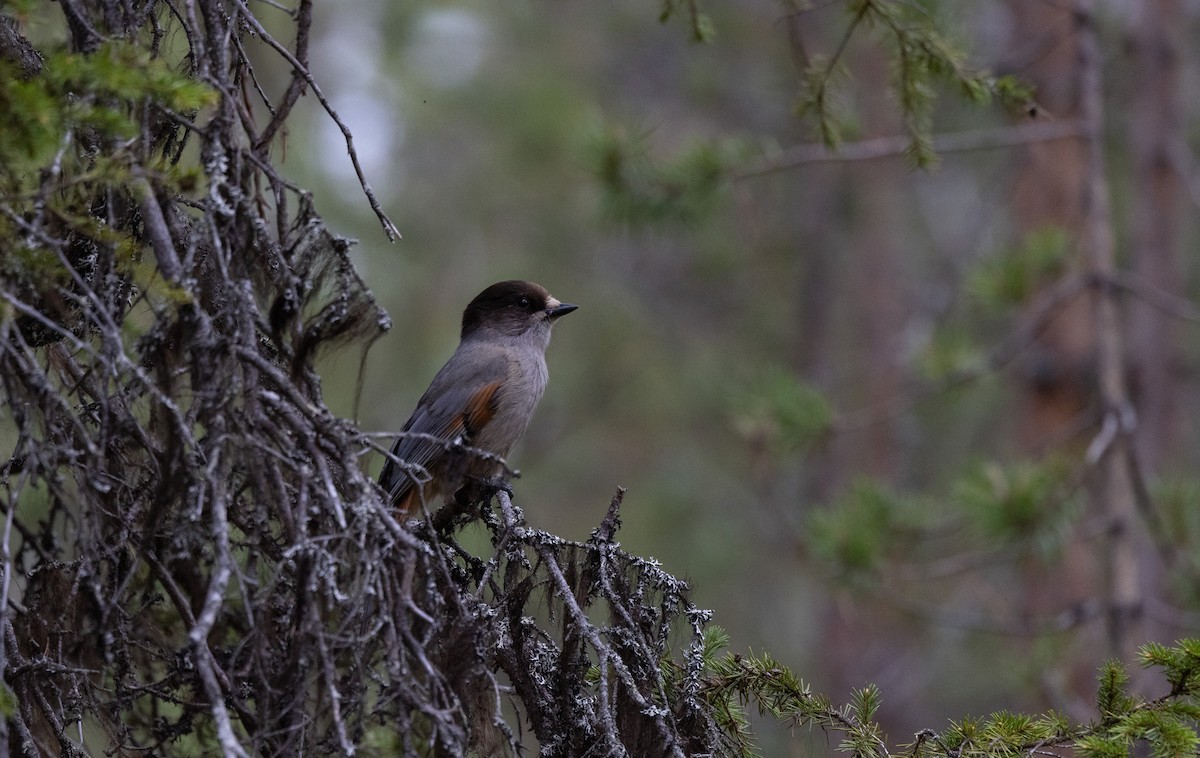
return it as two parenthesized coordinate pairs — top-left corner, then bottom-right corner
(545, 298), (578, 320)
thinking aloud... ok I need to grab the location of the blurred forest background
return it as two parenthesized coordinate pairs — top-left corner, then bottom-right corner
(256, 0), (1200, 749)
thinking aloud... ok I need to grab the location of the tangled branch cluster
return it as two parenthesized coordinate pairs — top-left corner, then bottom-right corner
(0, 2), (726, 755)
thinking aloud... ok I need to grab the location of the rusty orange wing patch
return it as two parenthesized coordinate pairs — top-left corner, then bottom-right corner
(395, 486), (421, 515)
(461, 381), (501, 441)
(381, 379), (503, 514)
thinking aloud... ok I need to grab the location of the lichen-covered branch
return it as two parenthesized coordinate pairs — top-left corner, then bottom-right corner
(0, 3), (725, 755)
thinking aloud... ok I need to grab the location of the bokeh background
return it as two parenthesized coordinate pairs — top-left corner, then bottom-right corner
(260, 0), (1199, 751)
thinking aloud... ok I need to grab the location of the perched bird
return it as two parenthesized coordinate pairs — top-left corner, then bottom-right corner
(379, 280), (577, 513)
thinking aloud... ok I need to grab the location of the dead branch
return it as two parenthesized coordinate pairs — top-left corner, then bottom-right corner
(0, 3), (725, 755)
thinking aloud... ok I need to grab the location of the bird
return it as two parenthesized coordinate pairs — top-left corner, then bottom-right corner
(378, 280), (577, 514)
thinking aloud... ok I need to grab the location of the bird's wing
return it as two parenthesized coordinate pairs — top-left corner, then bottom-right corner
(378, 347), (507, 508)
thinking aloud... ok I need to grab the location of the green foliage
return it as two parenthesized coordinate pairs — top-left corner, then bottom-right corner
(633, 0), (1036, 223)
(917, 324), (987, 381)
(793, 0), (1028, 166)
(969, 228), (1070, 309)
(917, 226), (1070, 403)
(1138, 640), (1200, 697)
(992, 74), (1035, 111)
(843, 685), (886, 758)
(1079, 649), (1200, 758)
(2, 0), (40, 17)
(1155, 480), (1200, 545)
(660, 626), (760, 752)
(807, 479), (912, 579)
(703, 649), (821, 757)
(0, 41), (214, 175)
(588, 125), (747, 226)
(850, 683), (882, 722)
(0, 61), (59, 166)
(692, 639), (1200, 758)
(802, 456), (1076, 591)
(1, 245), (69, 288)
(658, 0), (715, 43)
(701, 623), (732, 660)
(49, 42), (215, 110)
(734, 368), (834, 453)
(1149, 479), (1200, 600)
(1074, 733), (1130, 758)
(795, 53), (857, 149)
(953, 458), (1077, 547)
(0, 681), (15, 717)
(940, 710), (1072, 757)
(801, 455), (1082, 592)
(0, 38), (215, 295)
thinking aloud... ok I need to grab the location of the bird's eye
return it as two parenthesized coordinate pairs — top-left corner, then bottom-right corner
(517, 296), (531, 309)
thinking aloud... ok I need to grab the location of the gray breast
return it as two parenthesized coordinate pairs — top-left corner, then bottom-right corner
(474, 348), (548, 458)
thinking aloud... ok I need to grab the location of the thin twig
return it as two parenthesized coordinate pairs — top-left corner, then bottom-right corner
(738, 120), (1088, 178)
(232, 0), (400, 241)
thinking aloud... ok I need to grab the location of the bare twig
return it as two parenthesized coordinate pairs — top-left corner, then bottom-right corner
(232, 0), (401, 241)
(133, 176), (184, 282)
(738, 120), (1088, 178)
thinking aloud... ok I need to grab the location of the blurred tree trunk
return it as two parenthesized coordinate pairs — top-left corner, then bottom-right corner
(1121, 0), (1184, 685)
(839, 48), (906, 486)
(1127, 0), (1183, 476)
(818, 43), (909, 720)
(1007, 0), (1148, 702)
(1008, 0), (1092, 454)
(1077, 0), (1145, 668)
(854, 166), (904, 480)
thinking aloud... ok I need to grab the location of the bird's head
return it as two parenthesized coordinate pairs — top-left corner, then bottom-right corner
(460, 280), (577, 345)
